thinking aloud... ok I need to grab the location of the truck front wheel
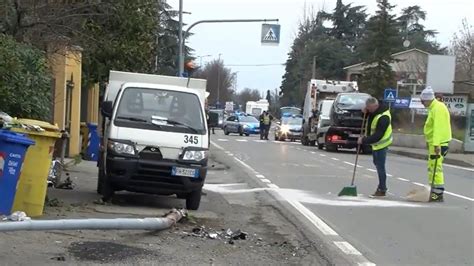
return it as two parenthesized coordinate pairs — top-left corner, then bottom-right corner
(100, 174), (115, 201)
(186, 189), (202, 210)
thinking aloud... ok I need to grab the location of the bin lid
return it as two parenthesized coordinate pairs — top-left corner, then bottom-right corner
(12, 119), (61, 138)
(0, 130), (35, 146)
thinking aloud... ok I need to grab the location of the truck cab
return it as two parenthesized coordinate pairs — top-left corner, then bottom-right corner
(98, 71), (212, 210)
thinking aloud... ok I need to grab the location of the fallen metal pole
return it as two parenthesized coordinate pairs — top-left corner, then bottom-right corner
(0, 209), (186, 232)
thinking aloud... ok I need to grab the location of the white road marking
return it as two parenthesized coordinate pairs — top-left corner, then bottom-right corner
(260, 179), (272, 183)
(334, 241), (362, 255)
(217, 139), (229, 142)
(267, 184), (279, 189)
(358, 262), (377, 266)
(413, 182), (426, 187)
(367, 169), (377, 172)
(311, 151), (317, 154)
(303, 164), (319, 168)
(236, 139), (248, 142)
(210, 141), (224, 150)
(397, 177), (410, 182)
(387, 174), (393, 177)
(319, 154), (327, 157)
(286, 200), (338, 236)
(444, 191), (474, 202)
(256, 174), (265, 178)
(253, 140), (266, 143)
(443, 164), (474, 172)
(228, 153), (234, 156)
(331, 157), (340, 161)
(233, 157), (255, 172)
(344, 162), (355, 166)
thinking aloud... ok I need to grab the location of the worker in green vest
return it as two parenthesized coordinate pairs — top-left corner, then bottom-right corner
(420, 86), (452, 202)
(358, 97), (393, 197)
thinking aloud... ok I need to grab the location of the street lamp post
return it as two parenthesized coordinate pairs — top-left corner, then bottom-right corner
(217, 53), (222, 107)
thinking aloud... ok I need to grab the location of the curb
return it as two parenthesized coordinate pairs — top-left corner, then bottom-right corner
(389, 149), (474, 168)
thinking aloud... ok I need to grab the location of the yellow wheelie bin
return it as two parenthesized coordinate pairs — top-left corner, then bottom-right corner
(11, 119), (61, 217)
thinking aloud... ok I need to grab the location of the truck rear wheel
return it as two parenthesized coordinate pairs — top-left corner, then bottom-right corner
(302, 137), (309, 146)
(186, 189), (202, 210)
(317, 142), (324, 150)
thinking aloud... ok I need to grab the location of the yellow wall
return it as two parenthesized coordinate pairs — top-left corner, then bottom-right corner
(87, 83), (100, 124)
(49, 47), (82, 157)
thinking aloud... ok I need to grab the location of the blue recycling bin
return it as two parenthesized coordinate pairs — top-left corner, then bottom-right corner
(0, 130), (34, 215)
(85, 123), (99, 161)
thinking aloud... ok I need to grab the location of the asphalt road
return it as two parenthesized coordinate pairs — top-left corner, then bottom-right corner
(209, 129), (474, 266)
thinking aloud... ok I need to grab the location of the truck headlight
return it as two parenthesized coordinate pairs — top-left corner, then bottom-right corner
(182, 150), (208, 161)
(243, 124), (249, 129)
(281, 125), (290, 133)
(335, 108), (349, 114)
(108, 140), (136, 155)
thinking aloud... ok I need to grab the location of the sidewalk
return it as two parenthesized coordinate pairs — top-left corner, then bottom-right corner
(389, 146), (474, 168)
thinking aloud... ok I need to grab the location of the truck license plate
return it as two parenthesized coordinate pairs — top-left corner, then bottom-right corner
(172, 167), (199, 178)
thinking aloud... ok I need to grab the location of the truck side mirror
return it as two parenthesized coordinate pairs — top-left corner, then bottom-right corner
(208, 112), (219, 127)
(101, 101), (113, 118)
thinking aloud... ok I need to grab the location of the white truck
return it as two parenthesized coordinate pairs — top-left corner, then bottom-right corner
(98, 70), (214, 210)
(301, 79), (358, 146)
(245, 99), (269, 117)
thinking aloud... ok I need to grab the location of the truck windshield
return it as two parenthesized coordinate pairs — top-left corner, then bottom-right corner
(336, 94), (370, 109)
(114, 87), (205, 134)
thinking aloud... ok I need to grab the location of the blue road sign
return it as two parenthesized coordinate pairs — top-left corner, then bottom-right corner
(261, 24), (280, 45)
(384, 88), (397, 102)
(393, 97), (411, 109)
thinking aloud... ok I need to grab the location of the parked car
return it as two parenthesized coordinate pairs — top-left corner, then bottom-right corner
(274, 114), (303, 141)
(223, 114), (260, 136)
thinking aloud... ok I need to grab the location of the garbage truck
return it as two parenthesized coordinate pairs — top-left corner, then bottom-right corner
(301, 79), (358, 146)
(98, 70), (215, 210)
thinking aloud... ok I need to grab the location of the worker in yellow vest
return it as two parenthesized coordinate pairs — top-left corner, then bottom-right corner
(358, 97), (393, 197)
(420, 86), (452, 202)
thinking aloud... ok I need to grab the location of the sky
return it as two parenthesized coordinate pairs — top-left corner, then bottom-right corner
(168, 0), (473, 96)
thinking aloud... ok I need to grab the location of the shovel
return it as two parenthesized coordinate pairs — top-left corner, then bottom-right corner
(338, 113), (368, 197)
(406, 155), (439, 202)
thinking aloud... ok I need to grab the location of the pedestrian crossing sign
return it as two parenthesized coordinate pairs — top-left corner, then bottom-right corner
(261, 24), (280, 45)
(384, 88), (397, 102)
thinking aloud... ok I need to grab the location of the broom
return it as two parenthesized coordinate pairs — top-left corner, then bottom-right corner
(338, 113), (368, 197)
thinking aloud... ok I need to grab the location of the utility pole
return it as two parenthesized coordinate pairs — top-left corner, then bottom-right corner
(217, 53), (222, 107)
(312, 56), (316, 79)
(178, 0), (184, 76)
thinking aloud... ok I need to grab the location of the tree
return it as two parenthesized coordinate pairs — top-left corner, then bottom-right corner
(0, 34), (51, 120)
(233, 88), (261, 107)
(450, 19), (474, 94)
(397, 5), (445, 54)
(357, 0), (401, 97)
(194, 59), (236, 105)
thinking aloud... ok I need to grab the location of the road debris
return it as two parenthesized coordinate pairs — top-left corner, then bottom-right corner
(2, 211), (31, 222)
(185, 226), (250, 244)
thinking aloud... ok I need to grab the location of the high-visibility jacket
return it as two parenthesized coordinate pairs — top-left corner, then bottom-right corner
(370, 110), (392, 151)
(424, 99), (452, 146)
(263, 115), (270, 125)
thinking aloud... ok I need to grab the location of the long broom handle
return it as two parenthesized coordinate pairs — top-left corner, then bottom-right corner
(351, 113), (368, 186)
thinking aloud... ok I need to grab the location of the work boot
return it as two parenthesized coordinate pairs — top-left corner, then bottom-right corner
(429, 192), (444, 202)
(370, 190), (386, 197)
